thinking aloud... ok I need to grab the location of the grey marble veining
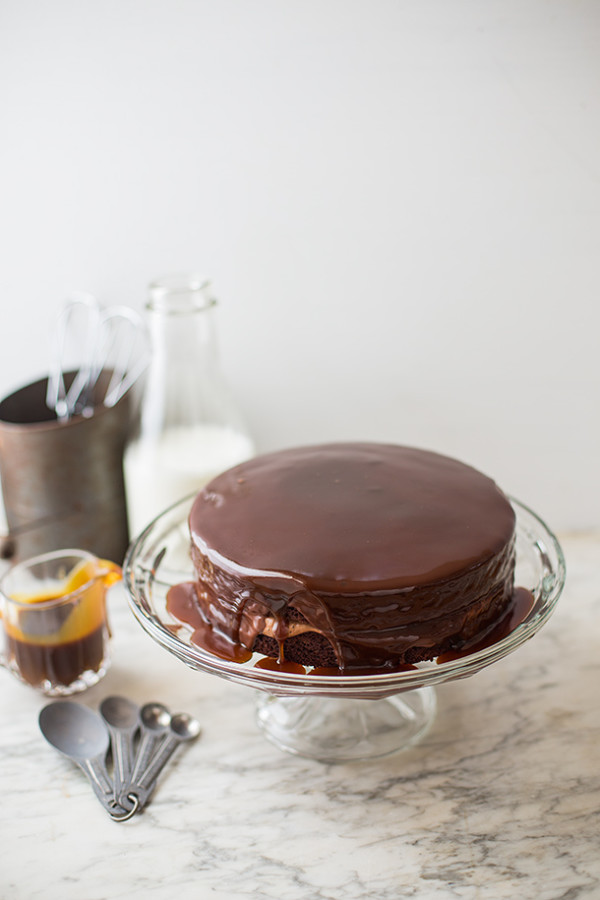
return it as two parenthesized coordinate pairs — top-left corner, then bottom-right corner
(0, 534), (598, 900)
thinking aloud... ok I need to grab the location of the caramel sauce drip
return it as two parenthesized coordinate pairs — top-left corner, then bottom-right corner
(167, 583), (534, 673)
(166, 582), (252, 664)
(254, 657), (306, 674)
(436, 587), (535, 663)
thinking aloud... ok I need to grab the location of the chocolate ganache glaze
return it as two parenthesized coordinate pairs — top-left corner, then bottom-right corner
(170, 443), (516, 672)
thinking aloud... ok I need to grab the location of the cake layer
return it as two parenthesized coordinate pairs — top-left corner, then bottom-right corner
(251, 550), (514, 669)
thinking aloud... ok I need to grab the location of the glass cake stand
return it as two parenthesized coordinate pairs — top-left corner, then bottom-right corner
(123, 496), (566, 763)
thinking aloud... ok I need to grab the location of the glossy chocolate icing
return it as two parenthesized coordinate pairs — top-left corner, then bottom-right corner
(181, 443), (516, 671)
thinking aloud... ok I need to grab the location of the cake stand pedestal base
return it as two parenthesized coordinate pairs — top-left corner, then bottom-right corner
(255, 686), (437, 763)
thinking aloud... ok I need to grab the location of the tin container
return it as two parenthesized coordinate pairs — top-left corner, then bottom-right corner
(0, 371), (130, 562)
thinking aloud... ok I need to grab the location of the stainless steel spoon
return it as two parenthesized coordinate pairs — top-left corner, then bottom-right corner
(120, 712), (201, 810)
(99, 696), (140, 802)
(39, 701), (134, 819)
(129, 702), (171, 786)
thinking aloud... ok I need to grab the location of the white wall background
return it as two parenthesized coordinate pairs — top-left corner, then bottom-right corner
(0, 0), (598, 532)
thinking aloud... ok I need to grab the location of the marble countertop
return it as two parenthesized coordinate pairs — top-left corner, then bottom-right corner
(1, 532), (598, 900)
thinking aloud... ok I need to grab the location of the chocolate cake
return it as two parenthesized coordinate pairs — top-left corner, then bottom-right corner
(171, 443), (516, 672)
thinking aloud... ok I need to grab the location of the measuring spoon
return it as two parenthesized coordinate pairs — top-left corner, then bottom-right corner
(129, 702), (171, 786)
(99, 696), (140, 803)
(39, 701), (134, 819)
(120, 712), (201, 810)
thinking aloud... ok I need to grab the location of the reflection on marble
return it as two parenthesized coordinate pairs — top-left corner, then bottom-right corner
(0, 534), (598, 900)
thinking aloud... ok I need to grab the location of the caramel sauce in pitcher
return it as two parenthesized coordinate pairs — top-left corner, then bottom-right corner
(5, 625), (106, 688)
(2, 558), (118, 689)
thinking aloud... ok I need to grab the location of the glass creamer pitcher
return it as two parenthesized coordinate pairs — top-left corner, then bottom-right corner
(0, 549), (121, 695)
(123, 274), (254, 536)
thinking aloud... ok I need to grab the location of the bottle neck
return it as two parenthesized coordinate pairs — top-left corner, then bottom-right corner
(146, 275), (218, 366)
(138, 274), (240, 437)
(147, 274), (216, 313)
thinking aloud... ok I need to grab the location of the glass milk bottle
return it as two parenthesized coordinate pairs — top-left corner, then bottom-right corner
(123, 274), (254, 537)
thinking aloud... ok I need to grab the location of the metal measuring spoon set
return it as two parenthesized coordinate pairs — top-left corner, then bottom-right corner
(39, 696), (201, 821)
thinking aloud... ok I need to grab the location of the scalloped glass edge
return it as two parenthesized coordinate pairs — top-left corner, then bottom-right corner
(123, 495), (566, 700)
